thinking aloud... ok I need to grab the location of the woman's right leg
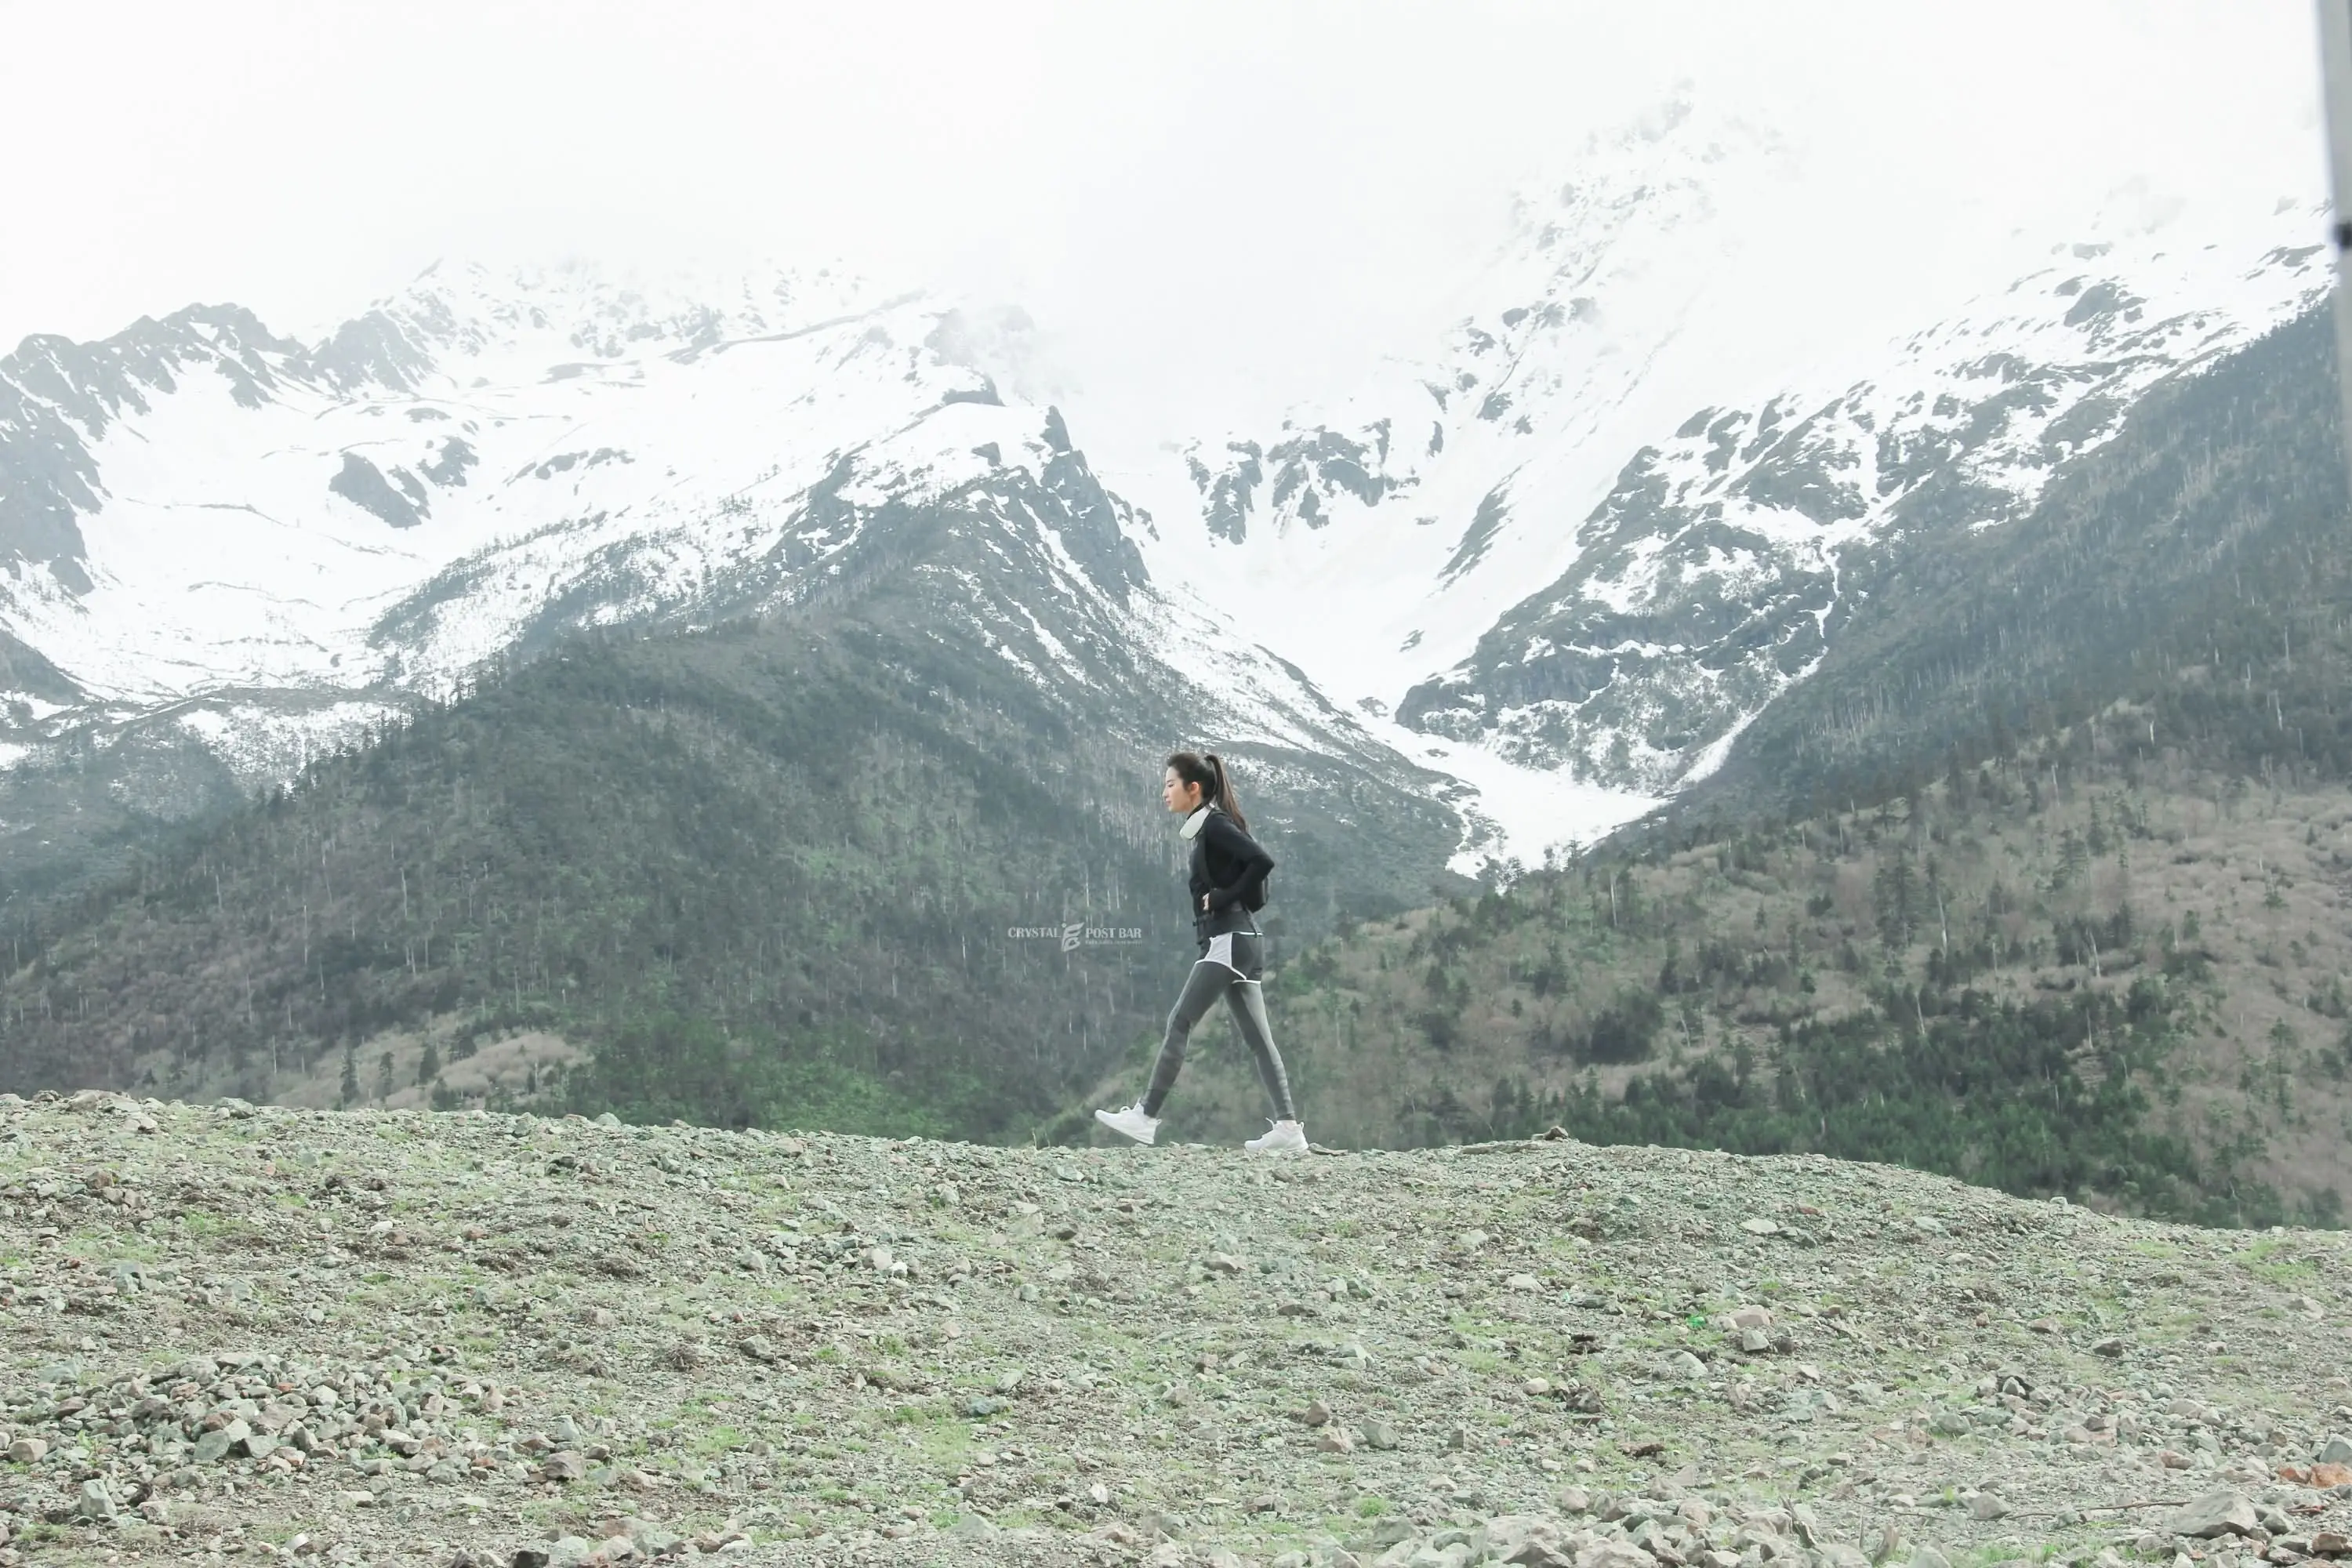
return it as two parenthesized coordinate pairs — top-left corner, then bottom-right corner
(1142, 959), (1232, 1116)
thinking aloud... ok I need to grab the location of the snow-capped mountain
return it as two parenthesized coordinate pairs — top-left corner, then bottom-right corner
(0, 263), (1011, 710)
(1136, 100), (2331, 796)
(0, 97), (2330, 884)
(0, 252), (1495, 916)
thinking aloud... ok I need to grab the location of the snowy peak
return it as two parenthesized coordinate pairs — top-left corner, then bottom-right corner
(328, 259), (909, 379)
(0, 267), (1048, 720)
(1138, 96), (2332, 817)
(0, 303), (315, 586)
(1392, 208), (2332, 792)
(1173, 99), (1793, 550)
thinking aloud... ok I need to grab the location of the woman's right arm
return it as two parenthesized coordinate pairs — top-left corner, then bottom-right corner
(1200, 815), (1275, 911)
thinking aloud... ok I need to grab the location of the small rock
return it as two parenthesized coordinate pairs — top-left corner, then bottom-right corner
(2167, 1492), (2258, 1539)
(1363, 1419), (1399, 1451)
(1968, 1494), (2009, 1522)
(75, 1479), (116, 1522)
(1910, 1551), (1952, 1568)
(625, 1521), (684, 1555)
(1302, 1399), (1333, 1427)
(5, 1438), (45, 1465)
(1740, 1218), (1779, 1236)
(539, 1450), (587, 1483)
(2091, 1336), (2126, 1358)
(2319, 1436), (2352, 1466)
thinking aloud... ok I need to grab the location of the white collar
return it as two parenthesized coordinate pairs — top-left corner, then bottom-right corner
(1178, 804), (1212, 840)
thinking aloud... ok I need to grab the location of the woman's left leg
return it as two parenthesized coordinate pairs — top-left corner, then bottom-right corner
(1219, 975), (1296, 1121)
(1210, 931), (1295, 1120)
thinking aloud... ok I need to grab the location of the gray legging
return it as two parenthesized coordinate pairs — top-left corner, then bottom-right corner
(1142, 928), (1296, 1120)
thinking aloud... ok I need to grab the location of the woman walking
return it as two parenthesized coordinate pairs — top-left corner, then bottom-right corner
(1094, 751), (1308, 1153)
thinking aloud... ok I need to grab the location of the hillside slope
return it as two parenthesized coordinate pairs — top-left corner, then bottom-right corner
(1135, 757), (2352, 1225)
(1699, 303), (2345, 817)
(0, 466), (1467, 1134)
(0, 1093), (2344, 1565)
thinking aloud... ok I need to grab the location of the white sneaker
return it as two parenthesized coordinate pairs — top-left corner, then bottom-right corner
(1244, 1119), (1308, 1155)
(1093, 1102), (1160, 1145)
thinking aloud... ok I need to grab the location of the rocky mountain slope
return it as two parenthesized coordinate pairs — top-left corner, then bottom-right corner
(0, 263), (1479, 906)
(1144, 103), (2328, 797)
(1691, 296), (2345, 822)
(0, 1091), (2345, 1566)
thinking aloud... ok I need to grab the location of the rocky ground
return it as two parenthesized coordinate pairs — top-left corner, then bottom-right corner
(0, 1091), (2347, 1567)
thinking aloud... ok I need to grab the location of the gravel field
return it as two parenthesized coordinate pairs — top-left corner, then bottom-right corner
(0, 1090), (2347, 1568)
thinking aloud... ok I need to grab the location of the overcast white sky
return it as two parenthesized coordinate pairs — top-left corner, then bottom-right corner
(0, 1), (2329, 434)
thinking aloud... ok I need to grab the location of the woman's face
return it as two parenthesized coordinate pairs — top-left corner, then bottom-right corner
(1163, 767), (1203, 814)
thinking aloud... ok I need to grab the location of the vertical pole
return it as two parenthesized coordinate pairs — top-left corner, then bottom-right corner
(2318, 0), (2352, 481)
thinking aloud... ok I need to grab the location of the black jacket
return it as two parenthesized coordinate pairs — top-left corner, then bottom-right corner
(1187, 807), (1274, 937)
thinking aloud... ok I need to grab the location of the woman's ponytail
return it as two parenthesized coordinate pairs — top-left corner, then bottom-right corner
(1203, 752), (1248, 833)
